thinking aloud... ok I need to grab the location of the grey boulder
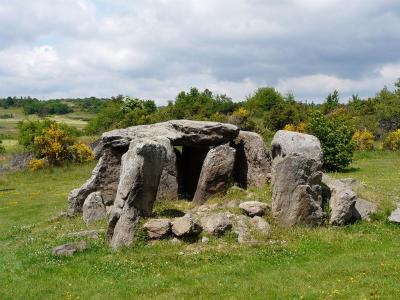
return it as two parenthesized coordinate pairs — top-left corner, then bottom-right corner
(388, 204), (400, 224)
(193, 145), (236, 205)
(354, 198), (378, 221)
(233, 215), (271, 243)
(52, 240), (87, 257)
(329, 188), (357, 226)
(171, 214), (202, 237)
(239, 201), (269, 217)
(322, 175), (378, 225)
(231, 131), (271, 188)
(271, 130), (323, 163)
(143, 219), (171, 239)
(271, 153), (324, 226)
(252, 216), (271, 231)
(200, 213), (232, 236)
(82, 191), (107, 226)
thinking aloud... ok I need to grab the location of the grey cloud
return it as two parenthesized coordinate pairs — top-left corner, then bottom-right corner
(0, 0), (399, 103)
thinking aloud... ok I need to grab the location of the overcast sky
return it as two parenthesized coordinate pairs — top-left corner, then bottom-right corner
(0, 0), (399, 104)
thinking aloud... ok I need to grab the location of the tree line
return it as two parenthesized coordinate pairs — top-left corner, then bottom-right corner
(6, 79), (400, 171)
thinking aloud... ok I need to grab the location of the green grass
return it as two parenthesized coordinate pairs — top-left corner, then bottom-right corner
(1, 152), (400, 299)
(0, 107), (94, 138)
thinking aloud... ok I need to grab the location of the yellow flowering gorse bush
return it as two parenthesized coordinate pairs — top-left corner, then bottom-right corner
(29, 123), (94, 170)
(284, 122), (307, 133)
(68, 142), (95, 163)
(28, 158), (47, 171)
(383, 129), (400, 150)
(352, 128), (374, 150)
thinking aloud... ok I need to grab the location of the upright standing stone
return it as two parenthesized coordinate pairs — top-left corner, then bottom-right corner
(82, 191), (107, 226)
(231, 131), (271, 188)
(272, 154), (324, 226)
(271, 131), (325, 226)
(67, 147), (125, 216)
(156, 138), (180, 200)
(193, 145), (236, 205)
(107, 139), (166, 248)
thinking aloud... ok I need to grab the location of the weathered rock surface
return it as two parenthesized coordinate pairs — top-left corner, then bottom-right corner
(193, 145), (236, 205)
(107, 140), (166, 248)
(171, 214), (202, 237)
(231, 131), (271, 188)
(271, 153), (324, 226)
(330, 187), (357, 226)
(68, 147), (125, 215)
(233, 215), (271, 243)
(108, 205), (141, 249)
(82, 191), (107, 226)
(271, 130), (323, 163)
(143, 219), (171, 239)
(354, 198), (378, 221)
(192, 203), (220, 214)
(102, 120), (240, 148)
(252, 216), (270, 231)
(388, 204), (400, 224)
(233, 215), (251, 243)
(239, 201), (269, 217)
(156, 139), (180, 200)
(200, 213), (232, 235)
(52, 240), (87, 257)
(322, 175), (377, 225)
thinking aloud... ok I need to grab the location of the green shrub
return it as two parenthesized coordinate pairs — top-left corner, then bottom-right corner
(308, 111), (355, 171)
(18, 119), (80, 152)
(382, 129), (400, 150)
(245, 87), (284, 116)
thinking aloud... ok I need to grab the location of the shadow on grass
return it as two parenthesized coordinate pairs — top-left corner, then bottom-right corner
(338, 167), (361, 174)
(155, 209), (185, 218)
(0, 188), (15, 192)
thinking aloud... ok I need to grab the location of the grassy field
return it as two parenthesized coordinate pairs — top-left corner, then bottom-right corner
(0, 152), (400, 299)
(0, 107), (93, 138)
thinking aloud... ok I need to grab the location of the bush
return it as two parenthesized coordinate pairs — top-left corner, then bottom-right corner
(69, 142), (95, 163)
(245, 87), (284, 115)
(352, 129), (375, 150)
(18, 119), (80, 152)
(264, 101), (305, 131)
(228, 107), (256, 130)
(308, 111), (355, 171)
(382, 129), (400, 150)
(284, 122), (307, 133)
(28, 158), (47, 171)
(34, 124), (74, 164)
(20, 122), (94, 167)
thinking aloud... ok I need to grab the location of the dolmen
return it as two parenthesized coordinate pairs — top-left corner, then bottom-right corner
(67, 123), (379, 249)
(67, 120), (271, 248)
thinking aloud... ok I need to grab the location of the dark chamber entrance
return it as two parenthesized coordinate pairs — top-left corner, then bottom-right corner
(177, 146), (210, 200)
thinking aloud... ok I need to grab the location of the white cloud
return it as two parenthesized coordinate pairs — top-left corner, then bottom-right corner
(277, 63), (400, 101)
(0, 0), (399, 103)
